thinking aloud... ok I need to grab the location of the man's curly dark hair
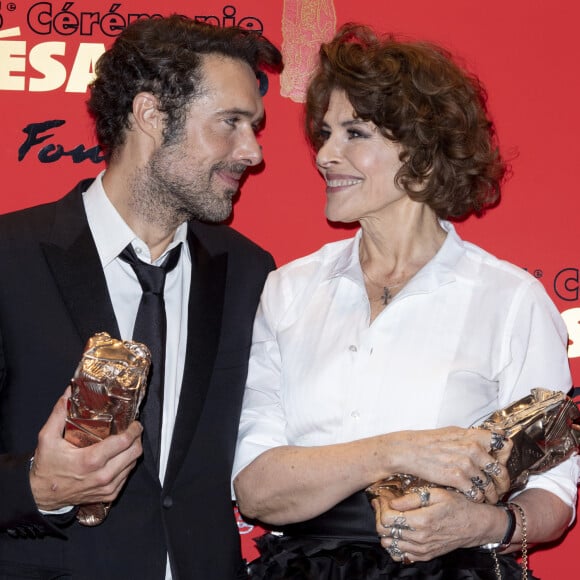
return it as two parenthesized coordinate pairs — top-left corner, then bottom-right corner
(88, 14), (282, 161)
(305, 23), (507, 219)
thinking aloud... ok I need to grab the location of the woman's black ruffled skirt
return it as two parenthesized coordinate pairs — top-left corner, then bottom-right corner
(246, 492), (536, 580)
(248, 533), (536, 580)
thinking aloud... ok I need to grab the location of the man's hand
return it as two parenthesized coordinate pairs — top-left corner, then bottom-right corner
(29, 389), (143, 511)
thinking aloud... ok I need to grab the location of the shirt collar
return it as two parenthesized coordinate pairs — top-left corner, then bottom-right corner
(83, 171), (188, 267)
(328, 229), (364, 282)
(327, 220), (464, 292)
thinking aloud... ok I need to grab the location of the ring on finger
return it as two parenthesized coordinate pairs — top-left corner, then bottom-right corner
(490, 432), (506, 451)
(391, 526), (403, 540)
(483, 461), (502, 477)
(386, 513), (416, 532)
(470, 475), (487, 492)
(402, 552), (414, 565)
(463, 483), (480, 502)
(412, 486), (431, 508)
(386, 539), (404, 561)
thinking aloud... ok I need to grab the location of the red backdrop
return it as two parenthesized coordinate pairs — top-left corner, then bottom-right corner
(1, 1), (579, 576)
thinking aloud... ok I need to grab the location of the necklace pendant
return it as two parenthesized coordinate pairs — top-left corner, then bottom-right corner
(381, 287), (392, 305)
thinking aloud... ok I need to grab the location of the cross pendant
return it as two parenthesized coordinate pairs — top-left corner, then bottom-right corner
(381, 287), (392, 305)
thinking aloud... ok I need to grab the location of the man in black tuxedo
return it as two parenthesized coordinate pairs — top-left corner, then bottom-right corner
(0, 15), (282, 579)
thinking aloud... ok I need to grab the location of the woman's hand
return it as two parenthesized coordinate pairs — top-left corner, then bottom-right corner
(235, 425), (513, 525)
(384, 426), (512, 503)
(371, 487), (506, 562)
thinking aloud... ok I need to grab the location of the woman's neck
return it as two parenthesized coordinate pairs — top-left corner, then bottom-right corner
(358, 204), (447, 320)
(358, 204), (446, 279)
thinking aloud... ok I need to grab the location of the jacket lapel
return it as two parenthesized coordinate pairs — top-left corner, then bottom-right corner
(163, 227), (227, 489)
(41, 183), (165, 480)
(41, 181), (120, 344)
(44, 188), (230, 487)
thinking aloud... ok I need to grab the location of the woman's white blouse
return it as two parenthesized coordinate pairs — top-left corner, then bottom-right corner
(233, 222), (578, 507)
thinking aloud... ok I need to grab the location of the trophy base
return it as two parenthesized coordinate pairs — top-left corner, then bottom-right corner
(76, 502), (111, 527)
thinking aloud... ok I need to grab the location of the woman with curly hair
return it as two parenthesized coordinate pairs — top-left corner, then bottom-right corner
(233, 24), (577, 579)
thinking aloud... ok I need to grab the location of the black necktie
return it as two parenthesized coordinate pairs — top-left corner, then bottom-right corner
(119, 243), (182, 470)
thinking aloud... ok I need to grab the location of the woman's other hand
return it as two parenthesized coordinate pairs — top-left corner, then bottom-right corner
(371, 487), (508, 562)
(383, 426), (512, 504)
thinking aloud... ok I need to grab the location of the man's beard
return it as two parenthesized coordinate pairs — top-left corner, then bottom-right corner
(131, 147), (245, 228)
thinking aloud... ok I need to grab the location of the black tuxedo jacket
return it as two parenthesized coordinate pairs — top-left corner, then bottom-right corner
(0, 180), (275, 579)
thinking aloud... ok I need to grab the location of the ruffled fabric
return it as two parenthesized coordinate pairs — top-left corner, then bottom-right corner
(248, 533), (537, 580)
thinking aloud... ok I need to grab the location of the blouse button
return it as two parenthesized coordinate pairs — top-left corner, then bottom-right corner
(350, 410), (360, 419)
(349, 345), (358, 352)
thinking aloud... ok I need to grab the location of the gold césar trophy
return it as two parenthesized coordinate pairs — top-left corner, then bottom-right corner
(367, 388), (580, 500)
(64, 332), (151, 526)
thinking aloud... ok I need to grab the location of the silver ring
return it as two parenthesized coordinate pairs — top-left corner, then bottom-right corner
(471, 475), (486, 492)
(483, 461), (502, 477)
(386, 538), (404, 560)
(411, 486), (430, 508)
(393, 515), (407, 528)
(490, 432), (506, 451)
(391, 526), (403, 540)
(463, 484), (480, 502)
(385, 514), (415, 532)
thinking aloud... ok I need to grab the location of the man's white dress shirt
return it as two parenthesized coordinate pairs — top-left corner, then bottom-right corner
(84, 171), (190, 578)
